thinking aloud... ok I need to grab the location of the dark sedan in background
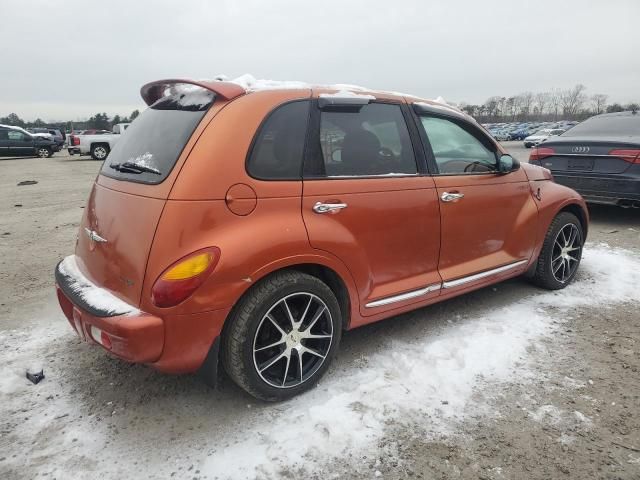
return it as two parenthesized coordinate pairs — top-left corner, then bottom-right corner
(529, 111), (640, 207)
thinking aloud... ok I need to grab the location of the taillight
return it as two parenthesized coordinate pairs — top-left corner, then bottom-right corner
(151, 248), (220, 308)
(71, 136), (80, 146)
(529, 147), (555, 162)
(609, 149), (640, 163)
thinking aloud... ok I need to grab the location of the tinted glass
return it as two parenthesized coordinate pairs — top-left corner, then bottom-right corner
(8, 130), (28, 141)
(100, 88), (214, 184)
(247, 101), (310, 179)
(563, 115), (640, 136)
(318, 103), (416, 177)
(420, 116), (496, 174)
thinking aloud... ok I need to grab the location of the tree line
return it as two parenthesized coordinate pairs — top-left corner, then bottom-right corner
(459, 85), (638, 123)
(0, 110), (141, 132)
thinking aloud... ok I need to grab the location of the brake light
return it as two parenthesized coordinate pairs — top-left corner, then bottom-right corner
(609, 149), (640, 163)
(151, 248), (220, 308)
(529, 147), (555, 162)
(71, 136), (80, 146)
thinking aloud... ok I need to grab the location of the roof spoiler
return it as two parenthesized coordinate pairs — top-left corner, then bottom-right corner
(140, 79), (246, 106)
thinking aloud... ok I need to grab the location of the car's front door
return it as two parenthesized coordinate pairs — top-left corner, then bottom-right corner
(415, 110), (538, 291)
(302, 100), (442, 320)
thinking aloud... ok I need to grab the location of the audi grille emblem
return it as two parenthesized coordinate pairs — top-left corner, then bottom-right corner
(571, 146), (590, 153)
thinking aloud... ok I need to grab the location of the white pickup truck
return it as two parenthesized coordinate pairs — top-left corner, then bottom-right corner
(77, 123), (131, 160)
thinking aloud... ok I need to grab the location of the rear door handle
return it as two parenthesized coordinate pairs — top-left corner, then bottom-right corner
(313, 202), (348, 214)
(440, 192), (464, 202)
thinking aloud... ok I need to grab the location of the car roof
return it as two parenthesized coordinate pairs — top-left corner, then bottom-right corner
(140, 77), (466, 115)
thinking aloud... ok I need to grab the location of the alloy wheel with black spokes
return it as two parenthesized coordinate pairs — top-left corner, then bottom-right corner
(253, 292), (333, 389)
(531, 211), (584, 290)
(551, 223), (582, 283)
(222, 271), (342, 401)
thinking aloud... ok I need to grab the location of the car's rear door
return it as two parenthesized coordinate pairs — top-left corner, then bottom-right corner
(302, 98), (442, 318)
(414, 105), (537, 292)
(0, 128), (10, 155)
(7, 130), (34, 156)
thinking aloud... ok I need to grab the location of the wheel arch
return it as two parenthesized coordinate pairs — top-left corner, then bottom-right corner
(222, 260), (354, 337)
(558, 201), (589, 241)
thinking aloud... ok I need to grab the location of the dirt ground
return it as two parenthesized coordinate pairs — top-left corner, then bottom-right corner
(1, 143), (639, 479)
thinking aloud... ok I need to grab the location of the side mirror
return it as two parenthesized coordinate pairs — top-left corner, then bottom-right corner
(498, 154), (520, 174)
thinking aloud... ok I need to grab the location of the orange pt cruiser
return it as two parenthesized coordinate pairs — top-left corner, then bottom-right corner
(55, 79), (588, 401)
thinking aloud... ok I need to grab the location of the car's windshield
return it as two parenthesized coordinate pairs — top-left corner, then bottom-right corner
(100, 87), (215, 184)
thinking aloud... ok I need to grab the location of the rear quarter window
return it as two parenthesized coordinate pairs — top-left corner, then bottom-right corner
(100, 88), (215, 184)
(246, 100), (310, 180)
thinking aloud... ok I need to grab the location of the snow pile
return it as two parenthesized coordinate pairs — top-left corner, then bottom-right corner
(124, 152), (160, 174)
(57, 255), (138, 316)
(199, 245), (640, 478)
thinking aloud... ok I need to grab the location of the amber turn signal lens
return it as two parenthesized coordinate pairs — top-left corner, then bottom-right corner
(161, 252), (213, 281)
(152, 248), (220, 308)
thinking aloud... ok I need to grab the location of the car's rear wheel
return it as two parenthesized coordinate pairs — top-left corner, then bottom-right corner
(531, 212), (584, 290)
(36, 147), (51, 158)
(222, 271), (342, 401)
(90, 144), (109, 161)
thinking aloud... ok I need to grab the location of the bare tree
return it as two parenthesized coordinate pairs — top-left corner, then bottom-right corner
(560, 84), (587, 116)
(549, 88), (563, 121)
(590, 94), (608, 115)
(519, 92), (534, 119)
(534, 92), (550, 117)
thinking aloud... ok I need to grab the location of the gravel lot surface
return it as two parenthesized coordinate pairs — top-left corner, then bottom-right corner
(1, 143), (639, 479)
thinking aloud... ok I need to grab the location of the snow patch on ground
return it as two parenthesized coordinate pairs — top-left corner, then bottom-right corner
(199, 245), (640, 478)
(57, 255), (138, 316)
(2, 245), (639, 479)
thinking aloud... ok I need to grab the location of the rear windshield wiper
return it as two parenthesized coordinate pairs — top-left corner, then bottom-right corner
(109, 162), (161, 175)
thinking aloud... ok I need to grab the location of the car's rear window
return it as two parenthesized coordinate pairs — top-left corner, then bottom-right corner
(100, 87), (215, 184)
(564, 114), (640, 137)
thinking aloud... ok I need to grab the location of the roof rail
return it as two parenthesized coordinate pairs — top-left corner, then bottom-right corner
(140, 78), (246, 106)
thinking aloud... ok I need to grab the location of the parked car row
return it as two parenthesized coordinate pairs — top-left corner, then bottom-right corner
(482, 120), (578, 144)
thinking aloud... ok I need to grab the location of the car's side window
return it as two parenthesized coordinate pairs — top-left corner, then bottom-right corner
(317, 103), (417, 177)
(7, 131), (26, 141)
(247, 100), (310, 180)
(0, 129), (8, 140)
(419, 116), (497, 174)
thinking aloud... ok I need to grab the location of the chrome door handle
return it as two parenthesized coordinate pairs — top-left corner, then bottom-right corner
(313, 202), (348, 214)
(440, 192), (464, 202)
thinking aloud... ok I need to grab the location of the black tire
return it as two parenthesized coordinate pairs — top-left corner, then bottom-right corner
(221, 271), (342, 401)
(90, 144), (109, 161)
(530, 212), (584, 290)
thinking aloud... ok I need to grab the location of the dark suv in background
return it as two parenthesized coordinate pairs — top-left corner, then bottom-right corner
(0, 125), (59, 157)
(29, 127), (65, 149)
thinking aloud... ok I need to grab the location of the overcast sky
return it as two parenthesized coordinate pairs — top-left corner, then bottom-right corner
(1, 0), (638, 121)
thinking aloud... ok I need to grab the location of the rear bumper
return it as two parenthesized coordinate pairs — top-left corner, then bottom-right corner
(54, 256), (230, 373)
(56, 284), (164, 363)
(552, 172), (640, 205)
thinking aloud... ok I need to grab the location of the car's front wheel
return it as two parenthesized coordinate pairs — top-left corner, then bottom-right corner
(530, 212), (584, 290)
(222, 271), (342, 401)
